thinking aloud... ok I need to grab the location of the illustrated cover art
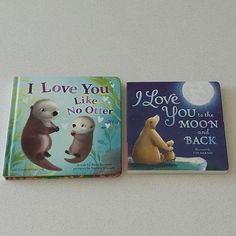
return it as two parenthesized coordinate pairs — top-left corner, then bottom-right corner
(127, 81), (228, 173)
(4, 76), (121, 179)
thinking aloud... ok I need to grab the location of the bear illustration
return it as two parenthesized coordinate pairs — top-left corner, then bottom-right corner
(132, 115), (175, 164)
(165, 140), (176, 161)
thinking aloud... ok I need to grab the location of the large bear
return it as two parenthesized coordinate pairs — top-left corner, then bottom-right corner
(132, 115), (176, 164)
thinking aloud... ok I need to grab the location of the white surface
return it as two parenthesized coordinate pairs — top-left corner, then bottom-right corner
(0, 1), (236, 235)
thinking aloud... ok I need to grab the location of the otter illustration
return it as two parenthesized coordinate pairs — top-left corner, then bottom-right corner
(65, 116), (95, 163)
(132, 115), (175, 164)
(21, 99), (61, 171)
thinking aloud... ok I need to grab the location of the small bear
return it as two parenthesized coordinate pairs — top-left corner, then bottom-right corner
(165, 140), (176, 161)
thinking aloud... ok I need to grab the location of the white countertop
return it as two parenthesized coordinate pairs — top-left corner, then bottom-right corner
(0, 1), (235, 235)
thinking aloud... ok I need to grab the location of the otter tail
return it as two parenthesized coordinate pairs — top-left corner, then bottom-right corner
(32, 159), (62, 171)
(64, 157), (84, 164)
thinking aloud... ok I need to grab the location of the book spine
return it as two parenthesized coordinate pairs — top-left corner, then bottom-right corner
(3, 77), (21, 177)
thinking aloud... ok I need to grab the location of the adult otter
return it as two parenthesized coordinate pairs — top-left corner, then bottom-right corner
(21, 99), (61, 171)
(65, 116), (95, 163)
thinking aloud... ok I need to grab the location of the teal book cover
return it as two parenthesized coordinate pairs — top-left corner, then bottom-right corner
(4, 76), (121, 179)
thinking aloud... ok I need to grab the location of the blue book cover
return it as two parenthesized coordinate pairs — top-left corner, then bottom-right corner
(127, 81), (228, 173)
(4, 76), (121, 179)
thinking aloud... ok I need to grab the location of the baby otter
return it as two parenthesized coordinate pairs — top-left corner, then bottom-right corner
(65, 116), (95, 163)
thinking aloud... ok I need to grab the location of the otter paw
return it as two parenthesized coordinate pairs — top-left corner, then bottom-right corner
(44, 152), (51, 157)
(65, 150), (70, 155)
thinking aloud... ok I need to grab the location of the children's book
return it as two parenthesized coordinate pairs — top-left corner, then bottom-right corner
(4, 76), (121, 179)
(127, 81), (228, 173)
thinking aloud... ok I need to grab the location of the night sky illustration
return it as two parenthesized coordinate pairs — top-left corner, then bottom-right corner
(127, 82), (228, 171)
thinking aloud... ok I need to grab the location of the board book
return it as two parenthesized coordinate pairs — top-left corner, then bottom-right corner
(127, 81), (228, 173)
(4, 76), (121, 179)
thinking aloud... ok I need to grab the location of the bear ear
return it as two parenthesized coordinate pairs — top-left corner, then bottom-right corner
(30, 105), (33, 110)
